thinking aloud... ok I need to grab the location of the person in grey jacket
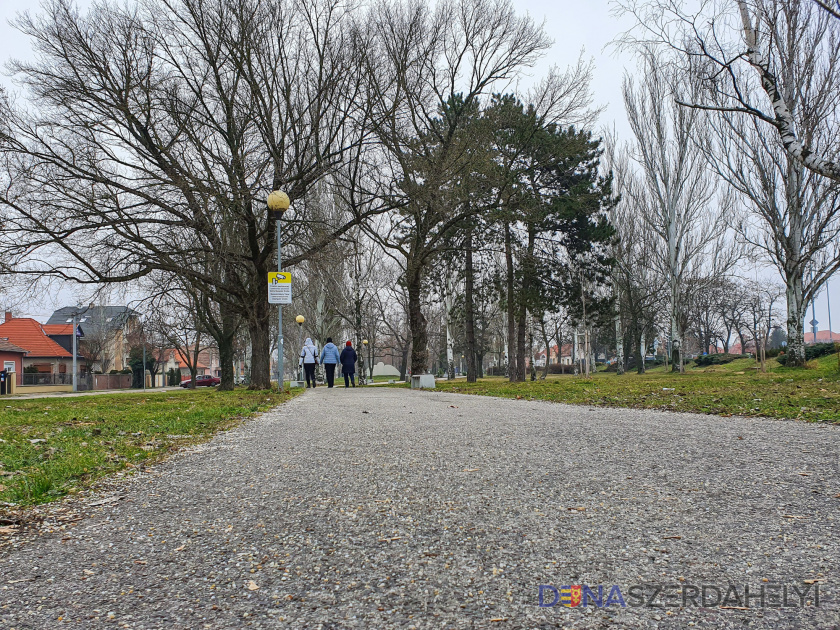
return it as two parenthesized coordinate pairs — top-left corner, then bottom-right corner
(299, 337), (318, 388)
(319, 337), (341, 388)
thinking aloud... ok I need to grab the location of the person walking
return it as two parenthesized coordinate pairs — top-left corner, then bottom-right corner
(319, 337), (341, 388)
(340, 340), (357, 388)
(299, 337), (318, 388)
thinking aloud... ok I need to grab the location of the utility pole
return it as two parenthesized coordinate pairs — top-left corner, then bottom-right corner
(72, 309), (79, 392)
(826, 278), (833, 341)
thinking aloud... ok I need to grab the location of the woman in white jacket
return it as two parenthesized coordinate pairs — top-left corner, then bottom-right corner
(299, 338), (318, 388)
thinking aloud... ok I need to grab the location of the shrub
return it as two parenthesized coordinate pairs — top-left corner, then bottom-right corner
(693, 353), (749, 367)
(776, 343), (836, 366)
(548, 363), (576, 374)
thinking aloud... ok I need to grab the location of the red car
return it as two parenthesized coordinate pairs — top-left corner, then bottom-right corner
(180, 374), (220, 388)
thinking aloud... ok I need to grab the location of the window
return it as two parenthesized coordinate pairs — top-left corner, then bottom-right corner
(3, 361), (15, 372)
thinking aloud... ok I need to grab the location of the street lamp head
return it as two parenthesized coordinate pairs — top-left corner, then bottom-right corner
(362, 339), (368, 345)
(267, 190), (290, 219)
(296, 315), (305, 325)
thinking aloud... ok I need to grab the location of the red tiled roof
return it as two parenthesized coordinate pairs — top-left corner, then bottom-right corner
(43, 324), (74, 335)
(0, 318), (72, 358)
(805, 331), (840, 343)
(158, 348), (208, 370)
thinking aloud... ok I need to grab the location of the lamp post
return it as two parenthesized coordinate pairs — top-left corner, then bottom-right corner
(267, 190), (291, 391)
(295, 315), (305, 381)
(360, 339), (368, 385)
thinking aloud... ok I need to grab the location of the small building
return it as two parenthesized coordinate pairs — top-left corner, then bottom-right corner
(47, 306), (140, 372)
(0, 313), (78, 386)
(0, 338), (28, 384)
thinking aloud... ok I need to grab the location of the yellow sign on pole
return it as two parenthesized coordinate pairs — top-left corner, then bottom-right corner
(268, 272), (292, 304)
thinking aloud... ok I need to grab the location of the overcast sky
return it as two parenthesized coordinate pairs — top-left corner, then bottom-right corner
(0, 0), (837, 332)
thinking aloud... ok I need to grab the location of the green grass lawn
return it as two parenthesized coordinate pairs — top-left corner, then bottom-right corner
(431, 354), (840, 423)
(0, 388), (297, 508)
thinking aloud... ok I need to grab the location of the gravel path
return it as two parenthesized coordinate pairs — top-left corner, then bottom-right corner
(1, 388), (838, 629)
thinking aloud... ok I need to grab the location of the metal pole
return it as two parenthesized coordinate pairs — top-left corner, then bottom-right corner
(827, 278), (833, 340)
(277, 216), (284, 391)
(810, 269), (819, 342)
(143, 334), (146, 392)
(72, 311), (78, 393)
(298, 323), (303, 381)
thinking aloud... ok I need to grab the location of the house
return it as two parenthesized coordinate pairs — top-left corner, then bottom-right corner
(805, 330), (840, 344)
(47, 306), (140, 372)
(536, 344), (574, 366)
(157, 347), (211, 384)
(0, 338), (28, 384)
(43, 323), (85, 354)
(0, 313), (77, 385)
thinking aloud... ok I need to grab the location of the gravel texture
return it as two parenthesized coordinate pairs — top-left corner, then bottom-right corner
(1, 387), (838, 629)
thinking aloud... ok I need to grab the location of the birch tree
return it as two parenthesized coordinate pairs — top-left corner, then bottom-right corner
(615, 0), (840, 182)
(701, 103), (840, 365)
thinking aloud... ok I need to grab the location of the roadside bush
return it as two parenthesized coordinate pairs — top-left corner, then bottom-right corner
(776, 343), (836, 366)
(693, 353), (749, 367)
(765, 347), (782, 358)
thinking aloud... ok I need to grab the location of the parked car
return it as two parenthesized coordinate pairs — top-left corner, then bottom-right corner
(180, 374), (220, 388)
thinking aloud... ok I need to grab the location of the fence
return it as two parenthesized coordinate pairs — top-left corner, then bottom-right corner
(93, 373), (133, 390)
(19, 372), (131, 390)
(21, 372), (74, 386)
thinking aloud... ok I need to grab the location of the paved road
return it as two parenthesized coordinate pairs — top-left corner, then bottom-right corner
(1, 388), (838, 629)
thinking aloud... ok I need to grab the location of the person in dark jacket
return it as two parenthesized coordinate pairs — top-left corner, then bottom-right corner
(340, 341), (357, 388)
(319, 337), (341, 388)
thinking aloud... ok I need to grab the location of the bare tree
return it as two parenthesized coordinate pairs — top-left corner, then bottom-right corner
(622, 50), (735, 372)
(700, 54), (840, 365)
(615, 0), (840, 182)
(0, 0), (379, 390)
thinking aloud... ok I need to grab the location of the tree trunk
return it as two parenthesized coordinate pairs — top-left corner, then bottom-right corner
(248, 297), (272, 389)
(670, 288), (682, 373)
(217, 304), (238, 391)
(638, 332), (646, 374)
(406, 264), (429, 375)
(398, 347), (408, 382)
(785, 272), (807, 366)
(504, 224), (517, 382)
(615, 307), (624, 376)
(445, 280), (455, 380)
(465, 229), (477, 383)
(516, 304), (527, 382)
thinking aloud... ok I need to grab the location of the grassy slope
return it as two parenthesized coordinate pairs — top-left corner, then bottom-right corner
(0, 388), (298, 508)
(433, 355), (840, 423)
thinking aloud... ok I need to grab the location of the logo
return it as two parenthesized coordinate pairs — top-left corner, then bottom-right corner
(539, 582), (820, 609)
(560, 585), (581, 608)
